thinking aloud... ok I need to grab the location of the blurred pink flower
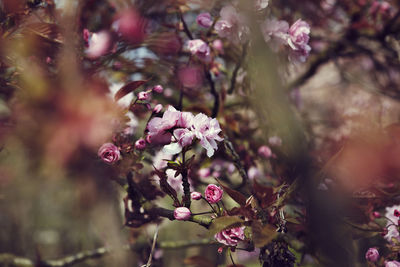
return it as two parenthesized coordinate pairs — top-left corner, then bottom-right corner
(174, 207), (191, 220)
(113, 9), (147, 44)
(365, 248), (379, 262)
(215, 5), (245, 42)
(153, 104), (163, 114)
(191, 113), (223, 157)
(86, 31), (112, 59)
(269, 136), (282, 146)
(137, 91), (150, 100)
(261, 18), (289, 51)
(187, 39), (211, 62)
(258, 145), (272, 159)
(212, 39), (224, 54)
(287, 19), (311, 62)
(386, 261), (400, 267)
(196, 12), (213, 28)
(205, 184), (223, 203)
(214, 226), (245, 246)
(178, 66), (203, 88)
(98, 143), (120, 164)
(152, 85), (163, 93)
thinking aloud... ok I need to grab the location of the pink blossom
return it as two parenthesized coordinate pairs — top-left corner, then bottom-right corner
(191, 113), (223, 157)
(198, 168), (211, 178)
(138, 91), (150, 100)
(191, 191), (202, 200)
(98, 143), (120, 164)
(196, 13), (213, 28)
(261, 18), (289, 51)
(287, 19), (311, 62)
(174, 207), (191, 220)
(86, 31), (112, 59)
(113, 9), (147, 44)
(365, 248), (379, 262)
(215, 5), (245, 43)
(162, 128), (194, 155)
(177, 112), (194, 128)
(153, 104), (163, 113)
(147, 105), (180, 145)
(152, 85), (164, 93)
(214, 226), (245, 246)
(373, 211), (381, 218)
(205, 184), (223, 203)
(385, 205), (400, 243)
(386, 261), (400, 267)
(135, 138), (146, 150)
(258, 145), (272, 159)
(187, 39), (211, 62)
(212, 39), (224, 54)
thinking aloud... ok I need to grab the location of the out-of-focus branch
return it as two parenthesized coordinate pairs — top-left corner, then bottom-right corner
(223, 135), (248, 190)
(228, 42), (249, 94)
(0, 239), (216, 267)
(204, 67), (220, 118)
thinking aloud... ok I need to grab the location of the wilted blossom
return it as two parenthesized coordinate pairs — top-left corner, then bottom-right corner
(196, 13), (213, 28)
(98, 143), (121, 164)
(365, 248), (379, 262)
(386, 261), (400, 267)
(174, 207), (191, 220)
(86, 31), (112, 59)
(134, 138), (146, 150)
(214, 226), (245, 246)
(191, 191), (202, 200)
(287, 19), (311, 62)
(255, 0), (269, 10)
(205, 184), (223, 203)
(187, 39), (211, 62)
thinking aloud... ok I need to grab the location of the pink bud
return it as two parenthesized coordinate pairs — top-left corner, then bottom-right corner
(153, 104), (163, 113)
(98, 143), (121, 164)
(174, 207), (191, 220)
(191, 192), (202, 200)
(135, 138), (146, 150)
(212, 39), (224, 54)
(205, 184), (223, 204)
(365, 248), (379, 262)
(138, 91), (150, 101)
(152, 85), (164, 93)
(217, 247), (224, 254)
(372, 211), (381, 218)
(258, 145), (272, 159)
(196, 12), (213, 28)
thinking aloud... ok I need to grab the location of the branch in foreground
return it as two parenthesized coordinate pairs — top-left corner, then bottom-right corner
(0, 239), (216, 267)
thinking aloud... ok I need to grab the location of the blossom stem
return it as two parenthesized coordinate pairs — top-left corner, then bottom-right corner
(201, 196), (218, 215)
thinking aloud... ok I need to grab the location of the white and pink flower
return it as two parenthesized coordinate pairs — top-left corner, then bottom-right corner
(214, 226), (245, 246)
(187, 39), (211, 62)
(98, 143), (121, 164)
(205, 184), (223, 203)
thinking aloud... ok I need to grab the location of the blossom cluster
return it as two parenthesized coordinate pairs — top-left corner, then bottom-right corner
(146, 106), (223, 157)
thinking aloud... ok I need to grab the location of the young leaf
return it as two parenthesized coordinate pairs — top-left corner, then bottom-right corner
(208, 216), (245, 236)
(215, 178), (247, 206)
(114, 80), (147, 101)
(251, 221), (278, 248)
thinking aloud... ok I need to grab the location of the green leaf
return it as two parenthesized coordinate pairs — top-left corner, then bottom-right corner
(208, 216), (245, 237)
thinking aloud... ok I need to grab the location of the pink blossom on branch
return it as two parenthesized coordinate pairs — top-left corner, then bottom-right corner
(174, 207), (191, 220)
(365, 248), (379, 262)
(287, 19), (311, 63)
(214, 226), (245, 246)
(98, 143), (121, 164)
(191, 113), (223, 157)
(191, 191), (202, 200)
(187, 39), (211, 62)
(204, 184), (223, 203)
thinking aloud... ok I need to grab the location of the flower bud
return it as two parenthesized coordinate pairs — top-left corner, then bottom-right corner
(365, 248), (379, 262)
(196, 13), (213, 28)
(152, 85), (164, 93)
(191, 192), (202, 200)
(138, 91), (150, 101)
(174, 207), (191, 220)
(135, 138), (146, 150)
(258, 145), (272, 159)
